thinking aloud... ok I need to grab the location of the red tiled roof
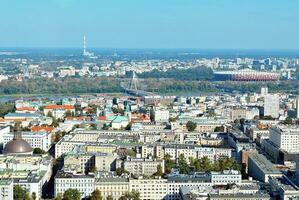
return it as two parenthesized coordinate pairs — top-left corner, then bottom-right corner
(44, 104), (75, 110)
(16, 107), (36, 111)
(65, 116), (91, 121)
(31, 126), (54, 133)
(98, 116), (107, 121)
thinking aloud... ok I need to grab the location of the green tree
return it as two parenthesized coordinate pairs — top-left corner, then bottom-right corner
(31, 192), (37, 200)
(63, 188), (81, 200)
(130, 190), (141, 200)
(89, 165), (97, 173)
(0, 102), (15, 117)
(214, 126), (224, 132)
(91, 188), (103, 200)
(52, 117), (59, 127)
(153, 164), (163, 177)
(33, 148), (46, 154)
(107, 195), (113, 200)
(125, 122), (132, 130)
(13, 185), (30, 200)
(283, 117), (293, 125)
(54, 194), (62, 200)
(102, 123), (109, 130)
(116, 167), (129, 176)
(178, 154), (189, 174)
(65, 110), (72, 117)
(186, 121), (197, 132)
(164, 154), (175, 174)
(200, 156), (212, 172)
(90, 123), (98, 130)
(119, 190), (140, 200)
(47, 111), (53, 118)
(169, 117), (176, 122)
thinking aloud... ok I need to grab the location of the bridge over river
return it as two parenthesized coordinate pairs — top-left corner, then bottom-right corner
(121, 72), (156, 97)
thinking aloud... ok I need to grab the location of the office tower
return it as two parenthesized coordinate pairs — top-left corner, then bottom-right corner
(264, 94), (279, 118)
(260, 86), (268, 97)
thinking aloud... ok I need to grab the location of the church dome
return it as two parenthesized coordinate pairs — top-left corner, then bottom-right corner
(4, 132), (33, 155)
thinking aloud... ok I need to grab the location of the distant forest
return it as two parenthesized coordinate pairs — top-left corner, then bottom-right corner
(0, 70), (298, 96)
(0, 77), (122, 95)
(139, 66), (214, 81)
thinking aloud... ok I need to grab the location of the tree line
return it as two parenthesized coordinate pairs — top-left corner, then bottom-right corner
(165, 154), (240, 175)
(0, 77), (123, 95)
(139, 66), (214, 81)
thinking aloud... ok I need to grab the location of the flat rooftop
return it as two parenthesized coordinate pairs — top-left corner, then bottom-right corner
(249, 154), (281, 175)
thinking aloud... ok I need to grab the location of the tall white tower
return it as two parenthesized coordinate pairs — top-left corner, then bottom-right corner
(83, 35), (87, 56)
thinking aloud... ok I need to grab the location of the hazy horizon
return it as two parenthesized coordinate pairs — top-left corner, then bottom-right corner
(1, 0), (299, 49)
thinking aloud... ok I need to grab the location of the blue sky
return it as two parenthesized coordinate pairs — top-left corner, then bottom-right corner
(0, 0), (299, 49)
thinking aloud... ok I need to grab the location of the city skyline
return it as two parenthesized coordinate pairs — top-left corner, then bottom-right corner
(1, 0), (299, 49)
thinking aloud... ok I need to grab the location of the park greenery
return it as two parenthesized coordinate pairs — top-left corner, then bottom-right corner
(13, 185), (30, 200)
(119, 190), (140, 200)
(186, 121), (197, 131)
(0, 77), (122, 95)
(0, 102), (15, 117)
(91, 189), (103, 200)
(0, 74), (298, 97)
(164, 154), (240, 174)
(62, 188), (81, 200)
(33, 147), (46, 154)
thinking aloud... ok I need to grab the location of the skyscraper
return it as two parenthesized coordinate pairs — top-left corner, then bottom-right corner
(264, 94), (279, 118)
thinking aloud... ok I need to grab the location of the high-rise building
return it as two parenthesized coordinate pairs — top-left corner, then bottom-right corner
(260, 86), (268, 97)
(264, 94), (279, 118)
(269, 126), (299, 153)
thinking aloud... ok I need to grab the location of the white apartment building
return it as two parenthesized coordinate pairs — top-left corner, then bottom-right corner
(0, 155), (52, 200)
(130, 178), (168, 200)
(54, 171), (95, 199)
(55, 134), (85, 158)
(137, 145), (165, 159)
(116, 157), (164, 177)
(264, 94), (280, 118)
(0, 179), (13, 200)
(210, 170), (241, 185)
(87, 171), (245, 200)
(95, 177), (129, 200)
(0, 126), (10, 151)
(3, 131), (51, 151)
(270, 126), (299, 153)
(15, 172), (49, 200)
(154, 109), (169, 122)
(164, 145), (231, 161)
